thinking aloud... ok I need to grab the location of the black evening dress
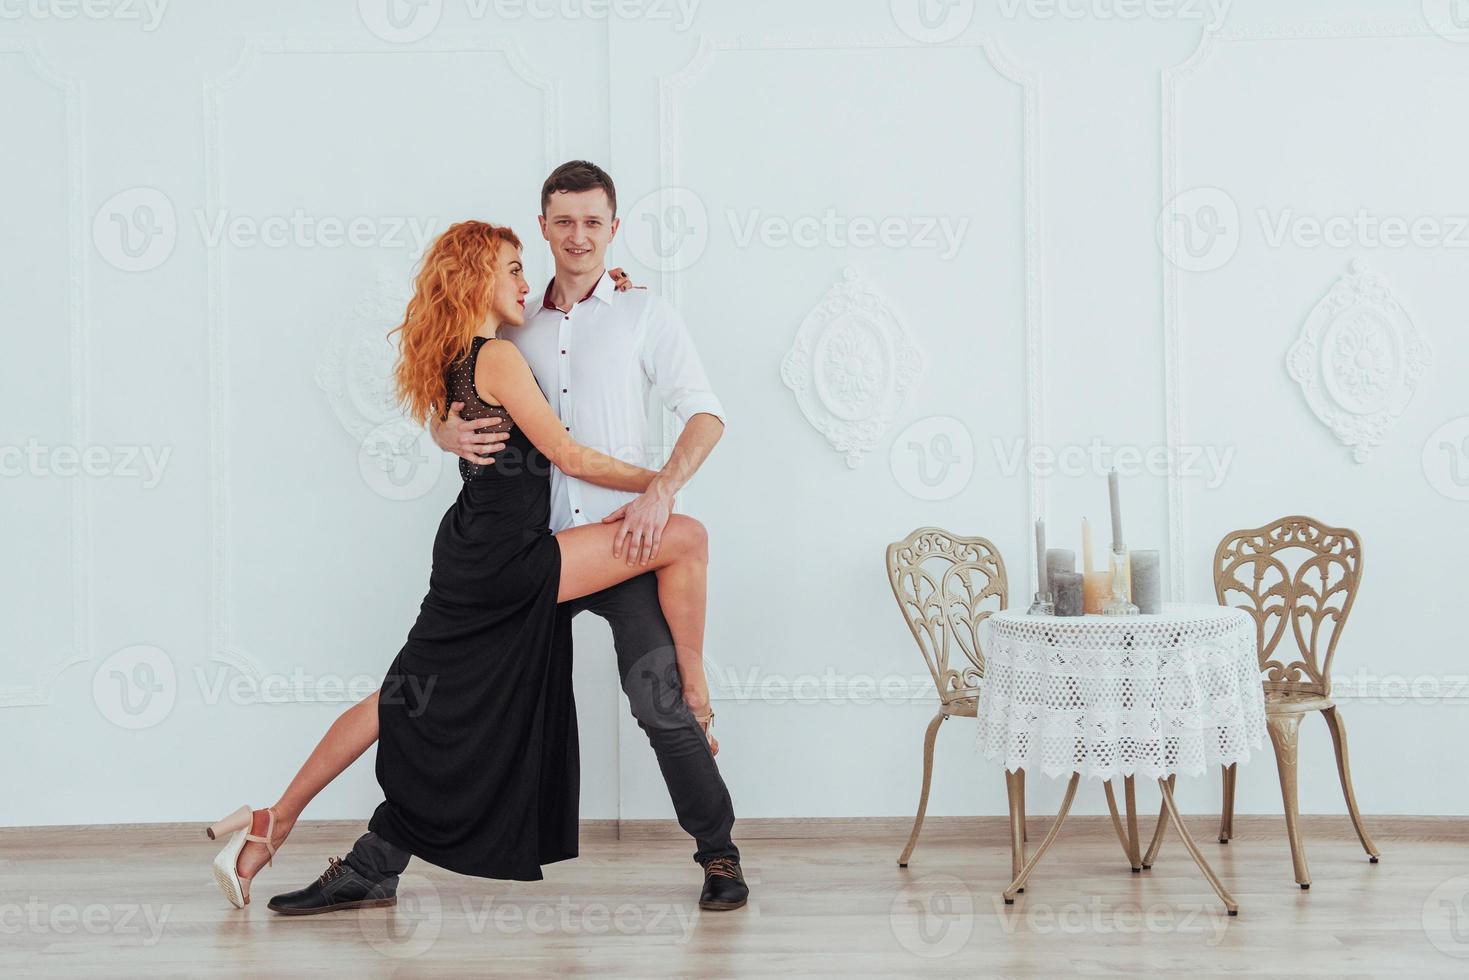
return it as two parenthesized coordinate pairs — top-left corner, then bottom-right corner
(367, 335), (578, 880)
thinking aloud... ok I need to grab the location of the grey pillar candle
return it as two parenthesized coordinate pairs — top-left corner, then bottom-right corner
(1131, 550), (1162, 614)
(1045, 548), (1075, 590)
(1053, 571), (1084, 616)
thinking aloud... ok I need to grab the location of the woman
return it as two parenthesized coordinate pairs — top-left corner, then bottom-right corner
(206, 222), (717, 907)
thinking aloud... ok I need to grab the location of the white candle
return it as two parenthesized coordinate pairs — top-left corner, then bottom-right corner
(1035, 518), (1048, 596)
(1082, 517), (1094, 574)
(1107, 469), (1124, 552)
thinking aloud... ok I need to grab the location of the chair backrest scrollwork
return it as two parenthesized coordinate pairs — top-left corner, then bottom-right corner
(1213, 515), (1363, 698)
(886, 527), (1009, 706)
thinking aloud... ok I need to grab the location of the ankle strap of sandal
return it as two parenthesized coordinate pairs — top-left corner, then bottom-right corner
(242, 808), (278, 867)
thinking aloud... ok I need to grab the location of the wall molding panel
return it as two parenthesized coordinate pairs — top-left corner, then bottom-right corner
(204, 41), (562, 699)
(1285, 260), (1432, 463)
(1159, 22), (1447, 602)
(0, 41), (92, 709)
(658, 32), (1046, 586)
(779, 267), (923, 469)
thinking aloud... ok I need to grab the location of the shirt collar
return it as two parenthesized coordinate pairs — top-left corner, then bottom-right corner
(540, 271), (614, 312)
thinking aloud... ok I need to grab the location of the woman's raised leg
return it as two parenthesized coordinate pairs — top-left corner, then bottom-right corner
(557, 514), (714, 748)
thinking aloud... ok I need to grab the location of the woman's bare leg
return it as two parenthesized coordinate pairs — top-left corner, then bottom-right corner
(557, 514), (714, 749)
(235, 691), (380, 879)
(557, 514), (707, 648)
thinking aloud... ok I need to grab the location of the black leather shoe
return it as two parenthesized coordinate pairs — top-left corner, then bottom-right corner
(698, 856), (748, 911)
(267, 856), (398, 915)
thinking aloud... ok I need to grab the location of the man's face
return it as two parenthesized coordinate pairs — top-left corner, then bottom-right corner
(539, 188), (618, 277)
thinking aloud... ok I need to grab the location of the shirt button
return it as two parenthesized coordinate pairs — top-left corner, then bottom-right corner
(561, 349), (567, 355)
(562, 388), (567, 393)
(575, 508), (581, 514)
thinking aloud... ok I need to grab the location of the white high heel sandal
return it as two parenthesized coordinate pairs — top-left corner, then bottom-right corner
(206, 805), (278, 908)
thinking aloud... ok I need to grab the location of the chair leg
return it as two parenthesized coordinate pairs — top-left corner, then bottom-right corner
(1322, 705), (1380, 862)
(1219, 762), (1237, 844)
(1267, 711), (1311, 888)
(898, 710), (945, 867)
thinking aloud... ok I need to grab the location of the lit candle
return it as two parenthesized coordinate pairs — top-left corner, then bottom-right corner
(1082, 517), (1094, 574)
(1035, 518), (1048, 597)
(1107, 469), (1124, 552)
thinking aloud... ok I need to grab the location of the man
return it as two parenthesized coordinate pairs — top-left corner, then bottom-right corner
(271, 162), (746, 915)
(453, 161), (744, 910)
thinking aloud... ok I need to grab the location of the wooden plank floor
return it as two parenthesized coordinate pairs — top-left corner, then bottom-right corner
(2, 815), (1465, 977)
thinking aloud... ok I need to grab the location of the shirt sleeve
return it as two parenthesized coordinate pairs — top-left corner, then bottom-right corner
(640, 297), (727, 429)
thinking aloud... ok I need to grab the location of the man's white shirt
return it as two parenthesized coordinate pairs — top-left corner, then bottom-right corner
(503, 271), (725, 533)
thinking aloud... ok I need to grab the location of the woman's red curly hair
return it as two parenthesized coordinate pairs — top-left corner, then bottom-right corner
(390, 220), (522, 426)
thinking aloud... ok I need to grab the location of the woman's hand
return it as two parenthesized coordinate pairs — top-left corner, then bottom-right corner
(682, 678), (718, 756)
(609, 268), (644, 292)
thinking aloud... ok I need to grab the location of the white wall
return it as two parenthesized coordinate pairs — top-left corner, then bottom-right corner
(3, 0), (1467, 828)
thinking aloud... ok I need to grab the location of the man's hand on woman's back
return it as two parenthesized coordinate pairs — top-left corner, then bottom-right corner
(431, 402), (511, 464)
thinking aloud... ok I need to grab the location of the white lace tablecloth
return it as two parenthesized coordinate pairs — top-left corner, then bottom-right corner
(975, 603), (1267, 780)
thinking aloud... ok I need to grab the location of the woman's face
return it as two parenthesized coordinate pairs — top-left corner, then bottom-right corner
(490, 240), (530, 329)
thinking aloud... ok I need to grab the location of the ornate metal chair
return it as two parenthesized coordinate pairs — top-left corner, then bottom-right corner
(886, 527), (1018, 868)
(1213, 515), (1380, 888)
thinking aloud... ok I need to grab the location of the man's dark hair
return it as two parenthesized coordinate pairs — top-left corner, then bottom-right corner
(540, 160), (617, 218)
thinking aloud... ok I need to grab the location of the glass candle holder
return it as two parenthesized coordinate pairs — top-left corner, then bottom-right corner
(1027, 591), (1055, 616)
(1102, 549), (1139, 617)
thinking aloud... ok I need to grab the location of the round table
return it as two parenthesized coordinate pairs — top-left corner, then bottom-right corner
(975, 602), (1267, 914)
